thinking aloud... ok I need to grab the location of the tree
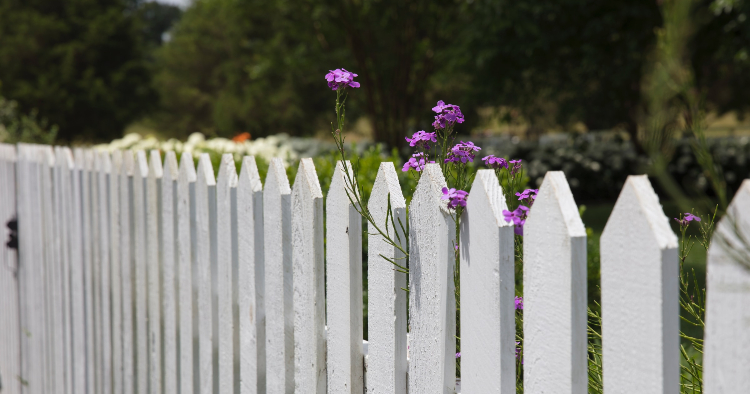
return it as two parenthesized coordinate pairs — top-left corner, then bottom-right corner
(0, 0), (156, 142)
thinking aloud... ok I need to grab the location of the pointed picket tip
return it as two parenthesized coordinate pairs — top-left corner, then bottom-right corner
(74, 148), (85, 170)
(111, 150), (123, 175)
(148, 150), (163, 179)
(217, 153), (238, 189)
(100, 150), (113, 174)
(327, 160), (355, 203)
(178, 152), (196, 183)
(84, 149), (96, 172)
(467, 169), (511, 228)
(41, 145), (55, 166)
(368, 162), (405, 211)
(602, 175), (678, 249)
(122, 150), (134, 177)
(54, 146), (66, 167)
(711, 179), (750, 246)
(135, 150), (149, 179)
(413, 163), (449, 213)
(196, 153), (216, 186)
(238, 156), (262, 192)
(61, 147), (74, 169)
(265, 157), (291, 195)
(163, 151), (179, 182)
(527, 171), (585, 237)
(293, 158), (323, 199)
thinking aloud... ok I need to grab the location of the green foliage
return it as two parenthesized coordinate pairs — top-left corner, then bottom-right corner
(0, 96), (58, 144)
(0, 0), (158, 143)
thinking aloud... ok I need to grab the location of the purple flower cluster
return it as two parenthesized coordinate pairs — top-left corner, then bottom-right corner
(516, 188), (538, 207)
(325, 68), (360, 91)
(509, 159), (523, 176)
(445, 141), (481, 164)
(405, 130), (437, 149)
(514, 296), (524, 310)
(675, 212), (701, 227)
(503, 205), (529, 236)
(402, 152), (432, 172)
(482, 155), (508, 169)
(432, 100), (465, 129)
(442, 187), (469, 210)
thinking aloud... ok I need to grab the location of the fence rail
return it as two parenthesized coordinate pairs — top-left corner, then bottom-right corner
(0, 143), (748, 394)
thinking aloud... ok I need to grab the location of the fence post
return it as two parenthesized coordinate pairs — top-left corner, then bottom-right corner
(326, 160), (363, 394)
(119, 150), (135, 394)
(291, 158), (326, 393)
(195, 153), (216, 394)
(264, 157), (294, 393)
(162, 151), (179, 394)
(0, 144), (21, 394)
(704, 179), (750, 392)
(408, 163), (456, 394)
(237, 156), (264, 394)
(523, 171), (587, 394)
(366, 162), (407, 394)
(177, 152), (196, 394)
(110, 150), (123, 394)
(600, 175), (679, 394)
(133, 150), (149, 394)
(459, 169), (515, 393)
(82, 149), (97, 394)
(217, 154), (237, 394)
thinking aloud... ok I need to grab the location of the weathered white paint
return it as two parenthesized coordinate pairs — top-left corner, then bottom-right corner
(459, 170), (515, 393)
(326, 160), (363, 394)
(366, 162), (407, 394)
(82, 149), (97, 394)
(147, 150), (163, 394)
(704, 179), (750, 393)
(15, 145), (34, 393)
(195, 154), (216, 394)
(133, 150), (149, 394)
(237, 155), (265, 394)
(98, 151), (113, 394)
(177, 152), (196, 394)
(601, 175), (679, 394)
(292, 158), (326, 393)
(216, 154), (237, 394)
(110, 150), (124, 394)
(53, 147), (73, 394)
(162, 151), (179, 394)
(264, 157), (294, 394)
(120, 150), (135, 394)
(524, 171), (587, 394)
(408, 163), (456, 394)
(44, 146), (63, 394)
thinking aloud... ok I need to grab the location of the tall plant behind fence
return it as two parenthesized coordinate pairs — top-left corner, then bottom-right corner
(0, 143), (748, 394)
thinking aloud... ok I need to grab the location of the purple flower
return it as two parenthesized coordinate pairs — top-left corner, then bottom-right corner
(675, 212), (702, 227)
(516, 189), (539, 206)
(515, 341), (522, 362)
(482, 155), (509, 169)
(402, 152), (433, 172)
(509, 159), (522, 176)
(325, 68), (360, 90)
(431, 100), (465, 130)
(502, 205), (529, 235)
(445, 141), (481, 164)
(442, 187), (469, 210)
(455, 352), (461, 358)
(514, 296), (524, 310)
(405, 130), (437, 149)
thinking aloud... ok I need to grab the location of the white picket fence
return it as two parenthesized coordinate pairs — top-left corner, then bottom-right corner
(0, 142), (748, 394)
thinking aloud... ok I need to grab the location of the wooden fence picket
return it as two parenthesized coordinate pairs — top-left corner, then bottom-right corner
(110, 150), (123, 394)
(237, 155), (265, 394)
(291, 158), (326, 393)
(97, 151), (113, 394)
(704, 179), (750, 392)
(524, 171), (587, 394)
(408, 163), (456, 394)
(601, 175), (679, 394)
(326, 160), (363, 394)
(147, 150), (163, 394)
(264, 157), (294, 394)
(195, 153), (216, 394)
(120, 150), (135, 394)
(459, 169), (515, 393)
(54, 147), (74, 394)
(162, 152), (179, 394)
(366, 162), (407, 394)
(82, 149), (97, 394)
(133, 150), (149, 394)
(177, 152), (196, 394)
(217, 154), (237, 394)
